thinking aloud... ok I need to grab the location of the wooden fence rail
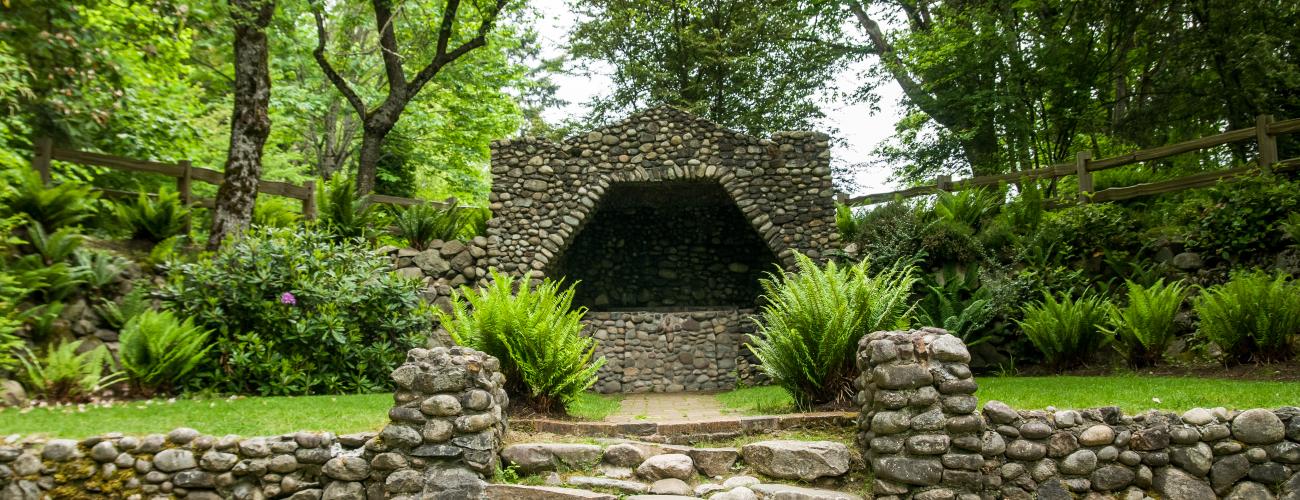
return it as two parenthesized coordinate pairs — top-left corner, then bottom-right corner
(845, 114), (1300, 207)
(30, 138), (457, 220)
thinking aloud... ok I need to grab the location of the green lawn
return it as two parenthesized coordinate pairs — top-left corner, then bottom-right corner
(0, 392), (625, 439)
(6, 376), (1298, 439)
(717, 376), (1300, 415)
(0, 394), (394, 439)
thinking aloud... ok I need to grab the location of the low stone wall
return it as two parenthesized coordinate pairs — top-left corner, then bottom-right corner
(855, 328), (1300, 500)
(584, 309), (759, 393)
(0, 346), (507, 499)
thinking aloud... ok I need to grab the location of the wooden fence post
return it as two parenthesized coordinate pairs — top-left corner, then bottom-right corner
(302, 180), (317, 221)
(1075, 150), (1094, 203)
(1256, 114), (1277, 173)
(177, 160), (193, 234)
(936, 174), (953, 192)
(32, 137), (53, 185)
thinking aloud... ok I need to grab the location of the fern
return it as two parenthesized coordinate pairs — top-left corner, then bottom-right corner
(25, 222), (83, 265)
(834, 203), (861, 240)
(1017, 291), (1112, 371)
(438, 270), (604, 413)
(0, 170), (98, 229)
(1281, 212), (1300, 245)
(17, 339), (124, 402)
(119, 309), (212, 393)
(1103, 279), (1189, 367)
(390, 203), (472, 250)
(933, 189), (1001, 231)
(1195, 271), (1300, 364)
(73, 249), (128, 291)
(317, 175), (383, 240)
(747, 254), (918, 410)
(93, 285), (152, 329)
(114, 189), (189, 243)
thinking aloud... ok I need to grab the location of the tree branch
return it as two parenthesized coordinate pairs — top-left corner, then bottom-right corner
(408, 0), (507, 96)
(311, 2), (368, 119)
(370, 0), (408, 96)
(845, 0), (952, 124)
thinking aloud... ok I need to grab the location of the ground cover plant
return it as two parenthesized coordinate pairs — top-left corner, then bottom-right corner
(747, 254), (918, 409)
(439, 269), (605, 414)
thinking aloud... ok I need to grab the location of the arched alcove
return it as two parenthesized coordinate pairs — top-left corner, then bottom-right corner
(548, 180), (780, 311)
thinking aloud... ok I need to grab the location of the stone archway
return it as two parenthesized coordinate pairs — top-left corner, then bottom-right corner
(483, 107), (840, 392)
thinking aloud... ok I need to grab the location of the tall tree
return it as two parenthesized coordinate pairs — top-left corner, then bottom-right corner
(846, 0), (1300, 183)
(310, 0), (508, 195)
(208, 0), (275, 249)
(568, 0), (853, 136)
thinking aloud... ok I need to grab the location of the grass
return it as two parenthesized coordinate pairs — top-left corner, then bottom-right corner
(7, 376), (1297, 439)
(0, 391), (623, 439)
(716, 385), (797, 415)
(0, 393), (393, 439)
(717, 376), (1300, 415)
(977, 375), (1300, 413)
(564, 392), (622, 421)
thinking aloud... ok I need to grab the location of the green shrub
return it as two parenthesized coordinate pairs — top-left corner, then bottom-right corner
(16, 339), (124, 402)
(1028, 203), (1132, 266)
(1017, 291), (1112, 371)
(162, 227), (431, 395)
(1281, 212), (1300, 246)
(747, 254), (918, 409)
(114, 189), (189, 243)
(0, 170), (98, 230)
(119, 310), (211, 394)
(391, 203), (473, 250)
(1103, 279), (1190, 367)
(1184, 177), (1300, 262)
(438, 269), (603, 413)
(920, 218), (986, 265)
(316, 175), (383, 240)
(851, 201), (926, 272)
(1194, 271), (1300, 363)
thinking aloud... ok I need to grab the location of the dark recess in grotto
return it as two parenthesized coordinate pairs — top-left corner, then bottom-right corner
(549, 180), (780, 311)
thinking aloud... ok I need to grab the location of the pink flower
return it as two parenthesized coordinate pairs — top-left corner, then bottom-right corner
(280, 292), (296, 305)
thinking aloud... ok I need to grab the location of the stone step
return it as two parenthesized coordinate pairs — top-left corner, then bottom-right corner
(626, 496), (702, 500)
(567, 475), (650, 493)
(485, 484), (618, 500)
(750, 483), (865, 500)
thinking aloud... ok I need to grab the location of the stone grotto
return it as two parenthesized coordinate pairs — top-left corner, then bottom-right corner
(482, 106), (840, 393)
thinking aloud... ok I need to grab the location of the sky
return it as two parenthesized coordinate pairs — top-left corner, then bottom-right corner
(528, 0), (906, 197)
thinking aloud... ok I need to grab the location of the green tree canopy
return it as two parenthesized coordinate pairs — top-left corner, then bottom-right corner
(568, 0), (855, 136)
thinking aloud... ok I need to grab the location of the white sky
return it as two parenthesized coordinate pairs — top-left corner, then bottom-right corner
(529, 0), (905, 196)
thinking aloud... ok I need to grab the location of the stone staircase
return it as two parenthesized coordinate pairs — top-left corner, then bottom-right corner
(491, 440), (866, 499)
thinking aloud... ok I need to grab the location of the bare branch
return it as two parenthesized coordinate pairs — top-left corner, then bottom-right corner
(310, 2), (368, 118)
(408, 0), (507, 96)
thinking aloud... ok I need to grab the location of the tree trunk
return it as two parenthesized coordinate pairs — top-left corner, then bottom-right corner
(355, 126), (387, 196)
(208, 0), (274, 250)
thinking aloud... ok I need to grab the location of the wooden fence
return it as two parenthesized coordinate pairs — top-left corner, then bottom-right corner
(30, 137), (456, 220)
(845, 114), (1300, 206)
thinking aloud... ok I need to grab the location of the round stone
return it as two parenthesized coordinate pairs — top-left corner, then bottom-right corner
(1079, 425), (1115, 446)
(323, 456), (369, 481)
(1232, 409), (1285, 444)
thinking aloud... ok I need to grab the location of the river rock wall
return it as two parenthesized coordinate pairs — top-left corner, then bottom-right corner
(0, 346), (507, 500)
(855, 328), (1300, 500)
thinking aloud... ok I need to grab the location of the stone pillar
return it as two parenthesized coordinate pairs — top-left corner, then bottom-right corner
(855, 327), (985, 499)
(382, 346), (509, 497)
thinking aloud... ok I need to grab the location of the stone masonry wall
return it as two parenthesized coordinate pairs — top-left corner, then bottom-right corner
(584, 309), (761, 394)
(855, 328), (1300, 500)
(0, 346), (507, 500)
(484, 106), (839, 283)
